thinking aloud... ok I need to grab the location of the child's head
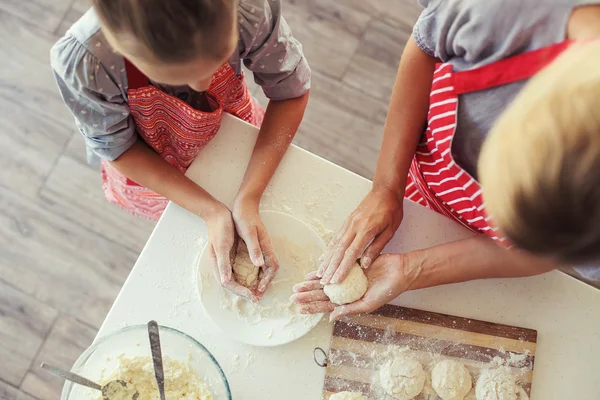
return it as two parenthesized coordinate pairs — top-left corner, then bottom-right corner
(93, 0), (237, 91)
(479, 41), (600, 264)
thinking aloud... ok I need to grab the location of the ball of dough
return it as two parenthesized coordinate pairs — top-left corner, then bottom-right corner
(379, 357), (426, 400)
(329, 391), (366, 400)
(233, 241), (260, 289)
(323, 264), (368, 305)
(475, 368), (518, 400)
(432, 360), (472, 400)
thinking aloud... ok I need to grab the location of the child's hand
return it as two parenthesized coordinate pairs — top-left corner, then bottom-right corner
(232, 197), (280, 298)
(317, 187), (404, 285)
(292, 254), (416, 321)
(205, 203), (259, 302)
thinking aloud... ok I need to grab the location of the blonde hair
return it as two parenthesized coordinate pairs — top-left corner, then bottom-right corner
(479, 41), (600, 263)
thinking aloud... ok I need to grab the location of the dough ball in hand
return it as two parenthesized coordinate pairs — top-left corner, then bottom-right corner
(475, 368), (518, 400)
(233, 241), (261, 291)
(329, 391), (366, 400)
(323, 264), (368, 305)
(379, 357), (426, 400)
(432, 360), (472, 400)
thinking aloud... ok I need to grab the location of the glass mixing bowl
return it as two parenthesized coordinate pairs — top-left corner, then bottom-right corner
(61, 325), (231, 400)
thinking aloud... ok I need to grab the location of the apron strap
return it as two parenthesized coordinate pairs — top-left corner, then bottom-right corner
(452, 41), (572, 95)
(124, 58), (149, 90)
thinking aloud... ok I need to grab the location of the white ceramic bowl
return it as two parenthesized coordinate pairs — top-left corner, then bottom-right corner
(61, 325), (231, 400)
(197, 210), (326, 347)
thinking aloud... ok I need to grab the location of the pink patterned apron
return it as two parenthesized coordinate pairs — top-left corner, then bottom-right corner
(404, 41), (572, 245)
(101, 60), (265, 220)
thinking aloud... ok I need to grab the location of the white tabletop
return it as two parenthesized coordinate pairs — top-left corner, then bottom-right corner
(98, 114), (600, 400)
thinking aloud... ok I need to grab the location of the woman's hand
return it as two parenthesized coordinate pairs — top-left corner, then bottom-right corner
(292, 254), (419, 321)
(205, 202), (259, 302)
(318, 187), (404, 285)
(232, 196), (280, 297)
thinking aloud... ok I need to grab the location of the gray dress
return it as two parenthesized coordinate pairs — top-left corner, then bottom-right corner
(51, 0), (310, 164)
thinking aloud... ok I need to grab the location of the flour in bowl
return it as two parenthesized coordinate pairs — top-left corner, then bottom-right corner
(98, 355), (212, 400)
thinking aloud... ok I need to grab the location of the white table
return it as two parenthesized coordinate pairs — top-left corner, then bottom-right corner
(98, 114), (600, 400)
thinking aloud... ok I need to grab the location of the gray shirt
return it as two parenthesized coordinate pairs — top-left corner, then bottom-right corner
(413, 0), (598, 179)
(51, 0), (310, 164)
(413, 0), (600, 280)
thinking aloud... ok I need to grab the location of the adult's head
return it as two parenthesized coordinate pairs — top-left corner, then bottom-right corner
(93, 0), (238, 91)
(479, 41), (600, 265)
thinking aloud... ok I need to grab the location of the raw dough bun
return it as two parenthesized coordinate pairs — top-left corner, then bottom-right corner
(379, 357), (426, 400)
(323, 264), (368, 305)
(329, 391), (366, 400)
(475, 368), (518, 400)
(431, 360), (472, 400)
(233, 241), (260, 289)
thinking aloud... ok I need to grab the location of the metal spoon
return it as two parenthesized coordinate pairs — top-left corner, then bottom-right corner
(148, 320), (166, 400)
(40, 363), (139, 400)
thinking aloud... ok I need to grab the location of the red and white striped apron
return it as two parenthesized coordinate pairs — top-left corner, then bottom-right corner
(101, 60), (264, 220)
(404, 41), (572, 245)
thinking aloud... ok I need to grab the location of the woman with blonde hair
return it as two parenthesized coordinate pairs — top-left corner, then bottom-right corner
(293, 1), (600, 319)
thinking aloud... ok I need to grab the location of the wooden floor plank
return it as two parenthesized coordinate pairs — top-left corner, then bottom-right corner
(282, 2), (363, 79)
(342, 17), (414, 102)
(344, 0), (422, 23)
(39, 142), (155, 254)
(0, 187), (140, 328)
(0, 381), (39, 400)
(21, 315), (96, 400)
(294, 93), (385, 178)
(54, 0), (90, 36)
(0, 281), (57, 386)
(0, 0), (72, 33)
(0, 11), (77, 198)
(287, 0), (372, 37)
(309, 70), (389, 126)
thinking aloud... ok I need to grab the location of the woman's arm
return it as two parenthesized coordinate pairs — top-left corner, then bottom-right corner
(233, 91), (310, 293)
(110, 140), (258, 300)
(318, 38), (438, 284)
(408, 236), (558, 289)
(373, 38), (438, 200)
(293, 236), (558, 320)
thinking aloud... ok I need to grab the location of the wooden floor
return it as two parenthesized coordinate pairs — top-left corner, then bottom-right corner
(0, 0), (420, 398)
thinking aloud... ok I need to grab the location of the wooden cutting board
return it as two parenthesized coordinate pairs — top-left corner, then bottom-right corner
(322, 305), (537, 400)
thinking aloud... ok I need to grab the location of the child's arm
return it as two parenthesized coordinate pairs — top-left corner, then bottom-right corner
(318, 38), (438, 284)
(110, 140), (258, 300)
(232, 91), (309, 293)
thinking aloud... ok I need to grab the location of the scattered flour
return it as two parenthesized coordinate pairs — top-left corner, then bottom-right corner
(329, 392), (366, 400)
(216, 236), (319, 335)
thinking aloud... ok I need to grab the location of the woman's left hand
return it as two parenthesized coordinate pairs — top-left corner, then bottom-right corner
(232, 196), (280, 297)
(291, 254), (419, 321)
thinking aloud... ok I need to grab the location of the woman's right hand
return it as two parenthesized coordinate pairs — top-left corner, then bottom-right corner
(318, 187), (404, 285)
(293, 253), (419, 321)
(205, 203), (259, 302)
